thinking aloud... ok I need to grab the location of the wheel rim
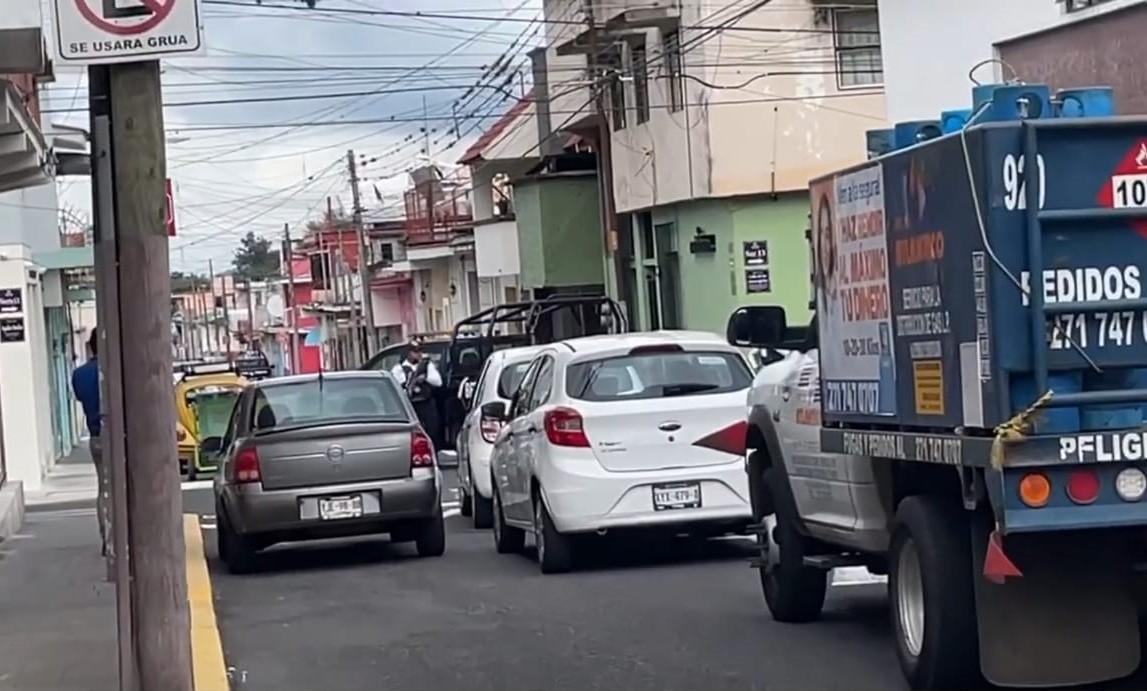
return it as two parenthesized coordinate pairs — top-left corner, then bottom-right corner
(761, 516), (780, 571)
(534, 501), (545, 565)
(896, 538), (926, 658)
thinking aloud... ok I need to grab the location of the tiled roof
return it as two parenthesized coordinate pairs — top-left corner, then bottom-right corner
(457, 97), (533, 165)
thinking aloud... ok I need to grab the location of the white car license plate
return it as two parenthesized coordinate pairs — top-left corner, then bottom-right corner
(318, 495), (364, 520)
(652, 482), (701, 511)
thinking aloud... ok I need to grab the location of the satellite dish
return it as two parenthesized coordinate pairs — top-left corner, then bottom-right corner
(266, 294), (285, 319)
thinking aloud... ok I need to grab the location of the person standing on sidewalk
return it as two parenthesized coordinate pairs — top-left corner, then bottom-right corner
(71, 328), (108, 556)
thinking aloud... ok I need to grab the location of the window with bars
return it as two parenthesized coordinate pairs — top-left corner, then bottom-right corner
(662, 30), (684, 112)
(631, 43), (651, 124)
(1064, 0), (1114, 11)
(832, 8), (883, 88)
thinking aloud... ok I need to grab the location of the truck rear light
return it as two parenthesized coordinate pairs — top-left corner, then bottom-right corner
(411, 429), (435, 468)
(693, 420), (748, 456)
(1018, 472), (1051, 508)
(176, 428), (187, 442)
(1115, 467), (1147, 502)
(480, 419), (501, 444)
(544, 407), (590, 447)
(1067, 469), (1100, 505)
(232, 447), (261, 484)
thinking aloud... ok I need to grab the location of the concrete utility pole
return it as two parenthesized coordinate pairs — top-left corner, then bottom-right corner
(347, 149), (378, 357)
(585, 3), (627, 304)
(245, 280), (256, 347)
(283, 223), (301, 373)
(88, 60), (193, 691)
(207, 259), (218, 354)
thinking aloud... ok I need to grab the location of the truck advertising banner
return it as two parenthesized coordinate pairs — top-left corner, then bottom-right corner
(811, 164), (897, 416)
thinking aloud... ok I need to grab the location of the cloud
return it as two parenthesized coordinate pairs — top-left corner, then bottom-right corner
(47, 0), (540, 275)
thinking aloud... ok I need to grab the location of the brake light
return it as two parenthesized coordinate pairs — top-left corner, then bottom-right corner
(480, 419), (502, 444)
(693, 420), (748, 456)
(628, 343), (683, 355)
(1067, 469), (1100, 505)
(544, 407), (590, 447)
(411, 429), (435, 468)
(232, 447), (261, 484)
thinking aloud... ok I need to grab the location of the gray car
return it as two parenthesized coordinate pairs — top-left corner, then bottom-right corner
(205, 370), (446, 574)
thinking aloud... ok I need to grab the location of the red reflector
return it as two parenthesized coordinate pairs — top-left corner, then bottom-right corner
(1066, 469), (1100, 504)
(544, 407), (590, 447)
(233, 447), (261, 484)
(983, 530), (1023, 584)
(411, 429), (435, 468)
(628, 343), (684, 355)
(693, 420), (748, 456)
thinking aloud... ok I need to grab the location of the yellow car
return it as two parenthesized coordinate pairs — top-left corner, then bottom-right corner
(174, 363), (248, 479)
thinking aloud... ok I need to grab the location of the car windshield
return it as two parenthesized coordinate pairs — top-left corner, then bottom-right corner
(191, 390), (240, 439)
(251, 377), (408, 430)
(497, 361), (533, 399)
(565, 349), (752, 402)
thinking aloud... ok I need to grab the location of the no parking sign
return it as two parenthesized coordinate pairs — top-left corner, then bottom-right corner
(51, 0), (205, 64)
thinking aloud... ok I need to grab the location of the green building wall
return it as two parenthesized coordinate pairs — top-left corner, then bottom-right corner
(629, 192), (813, 334)
(513, 173), (605, 290)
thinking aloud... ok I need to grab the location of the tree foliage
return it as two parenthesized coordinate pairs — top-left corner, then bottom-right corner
(232, 232), (281, 282)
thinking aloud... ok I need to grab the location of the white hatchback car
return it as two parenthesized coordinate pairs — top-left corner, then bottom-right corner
(484, 331), (754, 573)
(456, 345), (546, 529)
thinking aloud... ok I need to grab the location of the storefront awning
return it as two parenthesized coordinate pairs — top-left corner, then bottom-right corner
(0, 80), (51, 194)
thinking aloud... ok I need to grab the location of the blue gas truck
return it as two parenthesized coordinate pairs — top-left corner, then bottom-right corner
(727, 83), (1147, 689)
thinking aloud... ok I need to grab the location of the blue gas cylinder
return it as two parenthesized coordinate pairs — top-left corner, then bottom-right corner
(940, 109), (973, 134)
(865, 129), (894, 159)
(984, 84), (1053, 122)
(1057, 87), (1115, 118)
(892, 121), (942, 151)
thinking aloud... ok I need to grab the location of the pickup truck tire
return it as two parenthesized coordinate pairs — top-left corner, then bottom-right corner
(473, 492), (493, 530)
(760, 468), (828, 623)
(460, 486), (473, 517)
(890, 495), (979, 691)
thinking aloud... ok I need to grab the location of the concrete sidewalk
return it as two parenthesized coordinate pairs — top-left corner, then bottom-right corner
(25, 442), (99, 513)
(0, 506), (118, 691)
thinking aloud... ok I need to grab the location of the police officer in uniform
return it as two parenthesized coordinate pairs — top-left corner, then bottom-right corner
(391, 340), (444, 446)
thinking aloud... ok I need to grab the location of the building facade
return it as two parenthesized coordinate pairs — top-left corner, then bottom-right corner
(540, 0), (885, 330)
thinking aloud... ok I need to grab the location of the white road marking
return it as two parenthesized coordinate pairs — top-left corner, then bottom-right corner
(181, 480), (214, 491)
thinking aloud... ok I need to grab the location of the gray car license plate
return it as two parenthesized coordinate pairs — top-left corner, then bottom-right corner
(318, 495), (364, 520)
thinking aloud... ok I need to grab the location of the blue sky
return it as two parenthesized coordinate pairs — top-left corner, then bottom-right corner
(46, 0), (541, 275)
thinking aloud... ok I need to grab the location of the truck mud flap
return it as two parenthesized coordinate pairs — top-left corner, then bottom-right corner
(973, 527), (1139, 687)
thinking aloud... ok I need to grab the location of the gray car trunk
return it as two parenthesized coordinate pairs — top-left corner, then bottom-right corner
(254, 421), (415, 491)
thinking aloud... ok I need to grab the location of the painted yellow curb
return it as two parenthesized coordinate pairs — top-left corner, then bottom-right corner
(184, 513), (230, 691)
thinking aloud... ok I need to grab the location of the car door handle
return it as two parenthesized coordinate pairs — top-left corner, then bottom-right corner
(525, 425), (538, 434)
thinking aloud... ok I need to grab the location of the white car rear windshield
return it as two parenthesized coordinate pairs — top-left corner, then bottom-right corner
(252, 378), (408, 430)
(565, 349), (752, 402)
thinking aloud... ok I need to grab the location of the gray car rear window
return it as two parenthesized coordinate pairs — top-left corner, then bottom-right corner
(251, 377), (408, 430)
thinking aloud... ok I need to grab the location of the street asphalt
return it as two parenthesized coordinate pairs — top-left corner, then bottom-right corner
(181, 473), (1147, 691)
(182, 472), (903, 691)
